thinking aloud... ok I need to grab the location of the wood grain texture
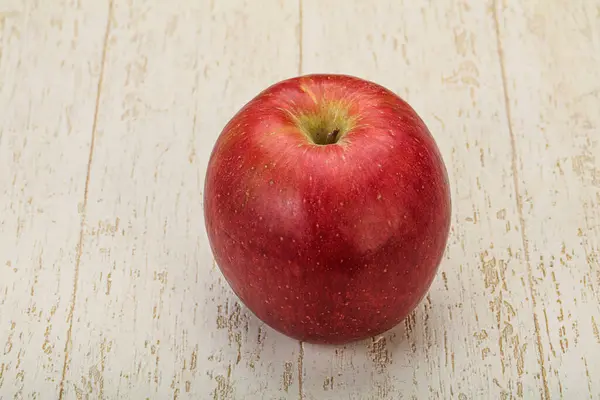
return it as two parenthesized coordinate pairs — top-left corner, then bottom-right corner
(494, 0), (600, 397)
(0, 0), (598, 399)
(0, 1), (110, 398)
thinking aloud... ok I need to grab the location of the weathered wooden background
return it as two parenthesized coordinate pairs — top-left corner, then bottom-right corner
(1, 0), (599, 399)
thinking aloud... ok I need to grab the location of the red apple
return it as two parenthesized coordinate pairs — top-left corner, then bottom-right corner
(204, 74), (451, 344)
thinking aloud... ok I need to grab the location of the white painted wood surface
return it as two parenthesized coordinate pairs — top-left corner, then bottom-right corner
(1, 0), (598, 398)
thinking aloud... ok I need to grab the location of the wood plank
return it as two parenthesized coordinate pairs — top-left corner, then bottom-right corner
(59, 1), (302, 398)
(301, 0), (544, 398)
(0, 1), (109, 398)
(495, 0), (600, 398)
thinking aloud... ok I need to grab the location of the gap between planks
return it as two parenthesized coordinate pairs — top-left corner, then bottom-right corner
(491, 1), (550, 398)
(58, 1), (114, 398)
(297, 1), (305, 399)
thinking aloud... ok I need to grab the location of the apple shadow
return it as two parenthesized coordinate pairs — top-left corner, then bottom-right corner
(244, 286), (453, 398)
(198, 259), (455, 399)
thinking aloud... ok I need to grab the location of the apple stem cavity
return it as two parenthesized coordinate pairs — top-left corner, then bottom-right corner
(326, 128), (340, 145)
(293, 101), (357, 146)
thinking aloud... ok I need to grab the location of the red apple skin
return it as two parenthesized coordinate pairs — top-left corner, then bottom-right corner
(204, 74), (451, 344)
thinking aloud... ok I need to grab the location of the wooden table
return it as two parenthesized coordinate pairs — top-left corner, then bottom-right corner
(1, 0), (599, 398)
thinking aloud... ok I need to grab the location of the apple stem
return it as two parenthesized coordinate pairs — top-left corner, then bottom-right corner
(326, 128), (340, 144)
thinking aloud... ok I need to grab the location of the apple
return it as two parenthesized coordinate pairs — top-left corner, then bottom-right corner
(204, 74), (451, 344)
